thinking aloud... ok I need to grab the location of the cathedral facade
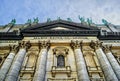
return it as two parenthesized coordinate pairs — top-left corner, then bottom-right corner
(0, 19), (120, 81)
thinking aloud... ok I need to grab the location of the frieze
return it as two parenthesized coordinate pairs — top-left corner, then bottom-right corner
(0, 40), (17, 43)
(25, 37), (88, 40)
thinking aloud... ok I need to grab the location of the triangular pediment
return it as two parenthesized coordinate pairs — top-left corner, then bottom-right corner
(22, 19), (98, 31)
(21, 20), (99, 36)
(50, 27), (71, 30)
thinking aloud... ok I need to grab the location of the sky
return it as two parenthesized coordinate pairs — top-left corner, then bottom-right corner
(0, 0), (120, 25)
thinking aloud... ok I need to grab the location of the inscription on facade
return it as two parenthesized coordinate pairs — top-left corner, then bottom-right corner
(33, 37), (87, 40)
(0, 41), (17, 43)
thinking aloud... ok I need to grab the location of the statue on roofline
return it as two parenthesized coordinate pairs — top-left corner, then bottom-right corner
(27, 19), (32, 24)
(102, 19), (108, 25)
(87, 18), (92, 24)
(78, 15), (85, 23)
(47, 18), (51, 22)
(57, 17), (61, 20)
(10, 19), (16, 25)
(33, 17), (39, 23)
(67, 18), (72, 22)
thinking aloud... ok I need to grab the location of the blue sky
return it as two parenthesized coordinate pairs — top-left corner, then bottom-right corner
(0, 0), (120, 25)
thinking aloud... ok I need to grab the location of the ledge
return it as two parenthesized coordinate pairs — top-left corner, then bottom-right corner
(51, 66), (71, 77)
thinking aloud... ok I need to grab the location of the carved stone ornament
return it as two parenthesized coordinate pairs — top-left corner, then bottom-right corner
(71, 40), (83, 49)
(39, 40), (50, 49)
(19, 41), (31, 49)
(52, 49), (57, 54)
(102, 45), (112, 53)
(53, 47), (69, 57)
(9, 45), (19, 53)
(90, 40), (102, 50)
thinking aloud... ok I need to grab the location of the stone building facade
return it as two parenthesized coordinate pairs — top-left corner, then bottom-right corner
(0, 19), (120, 81)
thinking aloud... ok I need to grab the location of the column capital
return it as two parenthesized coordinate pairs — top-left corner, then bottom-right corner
(71, 40), (83, 49)
(19, 41), (31, 49)
(9, 45), (19, 53)
(64, 48), (69, 54)
(90, 40), (102, 50)
(39, 41), (50, 49)
(102, 45), (112, 53)
(52, 49), (57, 55)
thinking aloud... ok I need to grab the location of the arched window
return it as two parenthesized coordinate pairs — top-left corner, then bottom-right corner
(57, 55), (65, 67)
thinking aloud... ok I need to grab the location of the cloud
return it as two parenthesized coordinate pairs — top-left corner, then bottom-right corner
(0, 0), (120, 25)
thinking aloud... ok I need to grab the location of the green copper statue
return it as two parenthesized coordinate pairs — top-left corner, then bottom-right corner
(67, 18), (72, 22)
(33, 17), (39, 23)
(87, 18), (92, 25)
(27, 19), (32, 24)
(102, 19), (108, 25)
(10, 19), (16, 25)
(78, 15), (85, 23)
(57, 17), (61, 20)
(47, 18), (51, 22)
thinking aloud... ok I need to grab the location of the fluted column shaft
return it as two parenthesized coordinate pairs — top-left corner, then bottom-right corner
(103, 45), (120, 80)
(5, 41), (31, 81)
(90, 41), (118, 81)
(34, 41), (50, 81)
(71, 41), (90, 81)
(0, 45), (18, 81)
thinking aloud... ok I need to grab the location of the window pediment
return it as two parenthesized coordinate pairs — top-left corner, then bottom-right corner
(53, 47), (69, 57)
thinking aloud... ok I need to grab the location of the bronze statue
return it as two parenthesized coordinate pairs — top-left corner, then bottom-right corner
(33, 17), (39, 23)
(10, 19), (16, 24)
(87, 18), (92, 25)
(102, 19), (108, 25)
(47, 18), (51, 22)
(27, 19), (32, 24)
(78, 15), (85, 23)
(57, 17), (61, 20)
(67, 18), (72, 22)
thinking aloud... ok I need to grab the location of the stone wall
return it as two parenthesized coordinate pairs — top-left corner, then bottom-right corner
(0, 37), (120, 81)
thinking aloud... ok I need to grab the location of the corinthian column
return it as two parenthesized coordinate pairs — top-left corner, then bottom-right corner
(71, 41), (90, 81)
(5, 41), (31, 81)
(90, 41), (118, 81)
(0, 45), (18, 81)
(103, 45), (120, 80)
(34, 41), (50, 81)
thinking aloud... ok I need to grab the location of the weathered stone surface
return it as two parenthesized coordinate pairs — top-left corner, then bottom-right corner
(0, 52), (15, 81)
(95, 48), (118, 81)
(106, 52), (120, 80)
(5, 49), (26, 81)
(34, 48), (48, 81)
(74, 48), (90, 81)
